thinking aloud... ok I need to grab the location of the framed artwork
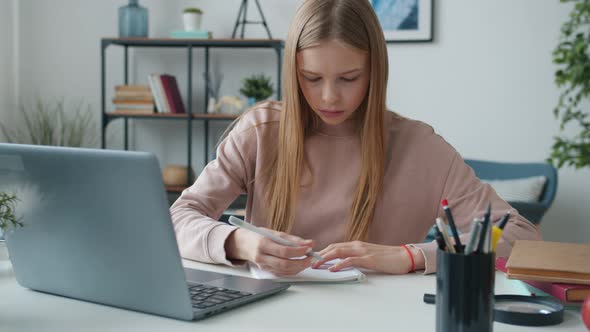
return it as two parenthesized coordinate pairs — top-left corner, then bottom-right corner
(370, 0), (433, 43)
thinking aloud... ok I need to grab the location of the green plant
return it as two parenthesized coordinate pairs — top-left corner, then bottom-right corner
(0, 192), (22, 233)
(183, 8), (203, 14)
(0, 98), (96, 147)
(240, 74), (274, 101)
(550, 0), (590, 169)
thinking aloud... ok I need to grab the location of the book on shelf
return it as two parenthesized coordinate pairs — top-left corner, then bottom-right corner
(112, 109), (156, 115)
(113, 92), (153, 99)
(496, 256), (590, 302)
(148, 74), (167, 113)
(112, 98), (154, 105)
(160, 74), (186, 114)
(146, 73), (185, 114)
(505, 240), (590, 285)
(112, 84), (155, 113)
(115, 84), (151, 92)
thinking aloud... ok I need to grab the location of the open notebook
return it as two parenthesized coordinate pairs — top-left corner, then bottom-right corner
(249, 259), (366, 283)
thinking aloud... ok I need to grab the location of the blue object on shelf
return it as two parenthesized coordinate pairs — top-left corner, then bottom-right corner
(170, 30), (211, 39)
(119, 0), (148, 38)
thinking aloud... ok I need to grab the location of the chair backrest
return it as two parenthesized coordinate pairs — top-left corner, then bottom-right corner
(464, 159), (558, 224)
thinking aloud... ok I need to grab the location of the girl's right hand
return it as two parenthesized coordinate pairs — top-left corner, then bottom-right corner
(225, 227), (314, 276)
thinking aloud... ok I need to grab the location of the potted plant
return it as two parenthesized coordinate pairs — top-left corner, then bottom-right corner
(549, 0), (590, 169)
(0, 192), (21, 261)
(0, 98), (96, 147)
(183, 8), (203, 31)
(240, 74), (274, 106)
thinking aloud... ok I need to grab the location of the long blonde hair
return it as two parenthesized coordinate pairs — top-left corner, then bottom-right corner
(264, 0), (389, 241)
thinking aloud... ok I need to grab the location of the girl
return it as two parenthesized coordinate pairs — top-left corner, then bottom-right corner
(170, 0), (541, 276)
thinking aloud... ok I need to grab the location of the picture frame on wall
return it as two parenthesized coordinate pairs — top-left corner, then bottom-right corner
(370, 0), (433, 43)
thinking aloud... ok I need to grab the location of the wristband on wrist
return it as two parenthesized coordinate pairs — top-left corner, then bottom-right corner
(401, 244), (415, 273)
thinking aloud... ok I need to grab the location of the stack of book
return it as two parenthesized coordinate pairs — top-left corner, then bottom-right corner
(148, 74), (186, 114)
(497, 240), (590, 303)
(112, 85), (155, 114)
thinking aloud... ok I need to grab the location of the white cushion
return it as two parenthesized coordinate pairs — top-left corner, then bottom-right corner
(482, 176), (547, 203)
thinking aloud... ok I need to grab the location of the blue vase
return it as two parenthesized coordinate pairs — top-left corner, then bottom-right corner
(119, 0), (148, 37)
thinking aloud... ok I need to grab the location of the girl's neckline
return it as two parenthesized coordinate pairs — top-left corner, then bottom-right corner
(312, 117), (359, 137)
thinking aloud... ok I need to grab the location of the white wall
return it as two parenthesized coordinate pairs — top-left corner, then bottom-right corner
(8, 0), (590, 243)
(0, 0), (15, 122)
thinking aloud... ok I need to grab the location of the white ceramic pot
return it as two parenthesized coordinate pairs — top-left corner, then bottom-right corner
(183, 13), (202, 31)
(0, 241), (8, 261)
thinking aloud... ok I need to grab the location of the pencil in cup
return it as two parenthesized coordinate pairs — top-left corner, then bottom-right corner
(228, 216), (323, 262)
(435, 218), (456, 254)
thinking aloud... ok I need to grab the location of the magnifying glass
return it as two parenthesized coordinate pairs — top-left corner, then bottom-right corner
(423, 293), (564, 326)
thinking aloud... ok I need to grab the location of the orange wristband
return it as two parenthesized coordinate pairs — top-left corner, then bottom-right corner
(401, 245), (415, 273)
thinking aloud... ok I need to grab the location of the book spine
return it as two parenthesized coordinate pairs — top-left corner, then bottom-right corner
(115, 85), (151, 92)
(160, 75), (185, 114)
(112, 98), (154, 105)
(167, 75), (186, 114)
(157, 75), (171, 113)
(148, 74), (165, 113)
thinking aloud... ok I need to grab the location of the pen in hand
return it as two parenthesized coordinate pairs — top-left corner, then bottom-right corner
(228, 216), (323, 262)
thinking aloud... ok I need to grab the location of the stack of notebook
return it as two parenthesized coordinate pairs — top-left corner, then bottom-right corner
(497, 240), (590, 302)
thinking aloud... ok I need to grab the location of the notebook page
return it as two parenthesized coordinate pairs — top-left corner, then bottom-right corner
(249, 259), (365, 283)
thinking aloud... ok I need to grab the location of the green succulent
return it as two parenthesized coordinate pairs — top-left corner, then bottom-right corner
(239, 74), (274, 101)
(549, 0), (590, 169)
(183, 8), (203, 14)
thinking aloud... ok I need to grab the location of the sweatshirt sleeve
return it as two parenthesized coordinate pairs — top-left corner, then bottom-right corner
(411, 151), (542, 274)
(169, 118), (257, 266)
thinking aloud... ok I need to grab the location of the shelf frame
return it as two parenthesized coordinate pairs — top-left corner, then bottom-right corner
(100, 38), (283, 190)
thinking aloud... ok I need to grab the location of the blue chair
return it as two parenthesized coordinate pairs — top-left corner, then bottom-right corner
(464, 159), (557, 225)
(423, 159), (557, 242)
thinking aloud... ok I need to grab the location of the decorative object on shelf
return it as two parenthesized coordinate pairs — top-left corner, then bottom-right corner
(170, 30), (211, 39)
(204, 71), (223, 114)
(370, 0), (433, 43)
(0, 98), (97, 147)
(232, 0), (272, 39)
(118, 0), (149, 38)
(183, 7), (203, 31)
(162, 165), (195, 187)
(549, 0), (590, 170)
(215, 96), (245, 115)
(240, 74), (274, 106)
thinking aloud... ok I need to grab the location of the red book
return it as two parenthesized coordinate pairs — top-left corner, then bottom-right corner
(496, 257), (590, 302)
(159, 75), (186, 114)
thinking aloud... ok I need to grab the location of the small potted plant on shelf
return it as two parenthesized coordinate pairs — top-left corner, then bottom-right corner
(240, 74), (274, 106)
(183, 8), (203, 31)
(0, 192), (22, 261)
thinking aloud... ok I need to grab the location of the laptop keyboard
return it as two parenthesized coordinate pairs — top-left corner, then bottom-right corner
(188, 284), (252, 310)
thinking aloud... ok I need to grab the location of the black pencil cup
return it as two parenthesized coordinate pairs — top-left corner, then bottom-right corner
(436, 249), (495, 332)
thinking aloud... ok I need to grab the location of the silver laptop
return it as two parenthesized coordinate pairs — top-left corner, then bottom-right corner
(0, 143), (289, 321)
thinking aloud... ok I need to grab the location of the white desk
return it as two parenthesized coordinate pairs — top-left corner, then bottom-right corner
(0, 259), (584, 332)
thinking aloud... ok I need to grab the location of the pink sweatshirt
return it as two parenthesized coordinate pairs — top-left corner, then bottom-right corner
(170, 102), (542, 274)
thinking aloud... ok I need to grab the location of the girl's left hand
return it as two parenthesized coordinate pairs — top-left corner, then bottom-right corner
(311, 241), (425, 274)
